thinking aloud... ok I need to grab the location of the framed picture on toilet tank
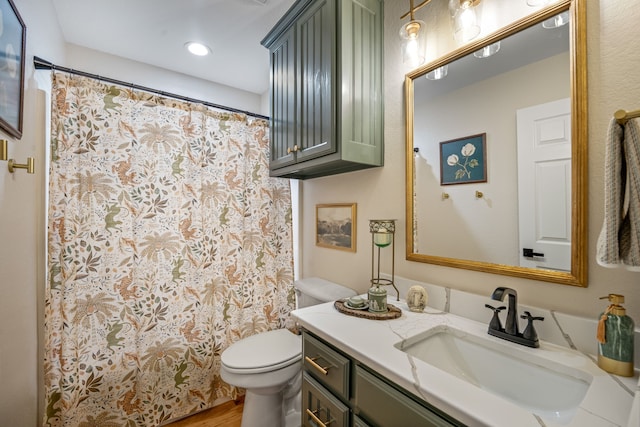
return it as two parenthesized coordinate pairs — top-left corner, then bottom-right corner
(439, 133), (487, 185)
(0, 0), (26, 139)
(316, 203), (356, 252)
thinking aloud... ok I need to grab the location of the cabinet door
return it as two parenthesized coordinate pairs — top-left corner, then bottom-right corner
(269, 24), (297, 170)
(303, 372), (349, 427)
(295, 0), (336, 162)
(339, 0), (383, 166)
(355, 366), (464, 427)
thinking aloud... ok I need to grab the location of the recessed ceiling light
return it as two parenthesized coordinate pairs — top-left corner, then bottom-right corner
(185, 41), (210, 56)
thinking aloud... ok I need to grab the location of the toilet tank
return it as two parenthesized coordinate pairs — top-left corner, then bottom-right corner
(294, 277), (357, 309)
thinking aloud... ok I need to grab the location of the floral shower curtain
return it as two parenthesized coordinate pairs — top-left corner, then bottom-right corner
(44, 73), (294, 426)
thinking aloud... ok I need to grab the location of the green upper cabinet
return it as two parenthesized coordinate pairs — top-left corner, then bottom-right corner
(262, 0), (384, 180)
(267, 23), (297, 171)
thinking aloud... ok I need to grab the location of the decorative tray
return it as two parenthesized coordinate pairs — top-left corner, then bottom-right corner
(334, 300), (402, 320)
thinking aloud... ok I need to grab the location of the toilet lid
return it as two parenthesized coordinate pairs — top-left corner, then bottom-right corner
(221, 329), (302, 374)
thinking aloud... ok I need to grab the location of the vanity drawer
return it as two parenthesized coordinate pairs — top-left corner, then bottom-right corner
(303, 332), (350, 401)
(354, 365), (464, 427)
(353, 415), (372, 427)
(302, 372), (349, 427)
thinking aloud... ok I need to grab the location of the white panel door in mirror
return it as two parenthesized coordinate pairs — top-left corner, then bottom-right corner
(516, 98), (571, 271)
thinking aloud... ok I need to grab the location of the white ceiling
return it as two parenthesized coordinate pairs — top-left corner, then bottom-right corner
(414, 17), (570, 99)
(51, 0), (296, 95)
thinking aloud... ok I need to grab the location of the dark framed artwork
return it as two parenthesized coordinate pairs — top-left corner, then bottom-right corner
(0, 0), (26, 139)
(440, 133), (487, 185)
(316, 203), (357, 252)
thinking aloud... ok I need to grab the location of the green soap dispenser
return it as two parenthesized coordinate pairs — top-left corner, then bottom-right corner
(597, 294), (635, 377)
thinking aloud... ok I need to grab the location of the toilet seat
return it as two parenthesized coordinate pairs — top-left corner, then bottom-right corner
(221, 329), (302, 374)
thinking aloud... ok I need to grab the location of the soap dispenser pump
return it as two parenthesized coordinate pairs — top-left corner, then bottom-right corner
(597, 294), (635, 377)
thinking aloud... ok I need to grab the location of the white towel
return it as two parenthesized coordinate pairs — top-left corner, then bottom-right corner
(596, 117), (640, 270)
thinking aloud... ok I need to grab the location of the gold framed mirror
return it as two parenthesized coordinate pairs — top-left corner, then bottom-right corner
(405, 0), (587, 286)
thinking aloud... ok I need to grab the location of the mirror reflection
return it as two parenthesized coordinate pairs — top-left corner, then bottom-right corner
(406, 2), (587, 286)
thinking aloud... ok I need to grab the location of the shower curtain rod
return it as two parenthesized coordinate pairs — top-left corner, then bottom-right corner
(33, 56), (270, 121)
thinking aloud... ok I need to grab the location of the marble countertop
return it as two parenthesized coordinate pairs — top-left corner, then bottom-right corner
(292, 297), (636, 427)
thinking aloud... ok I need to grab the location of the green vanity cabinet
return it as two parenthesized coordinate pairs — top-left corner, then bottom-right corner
(303, 331), (351, 401)
(303, 373), (350, 427)
(261, 0), (384, 179)
(353, 415), (371, 427)
(301, 330), (466, 427)
(302, 331), (351, 427)
(354, 366), (464, 427)
(266, 23), (296, 171)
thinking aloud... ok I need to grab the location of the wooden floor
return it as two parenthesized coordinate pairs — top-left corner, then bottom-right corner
(165, 399), (243, 427)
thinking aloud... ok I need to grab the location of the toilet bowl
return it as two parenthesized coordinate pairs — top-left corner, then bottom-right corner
(221, 329), (302, 427)
(220, 277), (356, 427)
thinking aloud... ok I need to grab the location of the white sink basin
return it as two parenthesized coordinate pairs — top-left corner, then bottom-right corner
(395, 325), (592, 425)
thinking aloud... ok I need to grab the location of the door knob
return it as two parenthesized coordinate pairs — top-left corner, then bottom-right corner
(522, 248), (544, 258)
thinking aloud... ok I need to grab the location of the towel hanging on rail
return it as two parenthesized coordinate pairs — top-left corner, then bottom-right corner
(596, 115), (640, 271)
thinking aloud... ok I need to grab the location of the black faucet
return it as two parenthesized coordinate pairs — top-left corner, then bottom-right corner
(491, 287), (519, 335)
(485, 287), (544, 348)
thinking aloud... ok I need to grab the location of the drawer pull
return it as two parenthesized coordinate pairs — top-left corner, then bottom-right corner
(306, 408), (333, 426)
(305, 356), (331, 375)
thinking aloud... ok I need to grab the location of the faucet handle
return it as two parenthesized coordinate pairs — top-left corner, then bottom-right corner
(521, 311), (544, 342)
(520, 311), (544, 321)
(485, 304), (506, 331)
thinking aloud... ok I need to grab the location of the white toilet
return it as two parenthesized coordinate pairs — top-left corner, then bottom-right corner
(220, 277), (356, 427)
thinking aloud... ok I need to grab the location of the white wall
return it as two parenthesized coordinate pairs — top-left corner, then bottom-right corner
(0, 1), (64, 425)
(301, 0), (640, 322)
(0, 1), (267, 425)
(65, 45), (267, 117)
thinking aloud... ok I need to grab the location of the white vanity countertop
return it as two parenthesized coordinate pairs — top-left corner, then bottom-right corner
(292, 298), (637, 427)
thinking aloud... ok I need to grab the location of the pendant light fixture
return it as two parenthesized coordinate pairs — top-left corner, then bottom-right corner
(449, 0), (482, 43)
(399, 0), (427, 68)
(425, 65), (448, 80)
(542, 11), (570, 28)
(473, 41), (501, 58)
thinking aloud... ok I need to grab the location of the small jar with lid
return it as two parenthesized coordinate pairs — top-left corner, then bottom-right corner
(368, 285), (387, 313)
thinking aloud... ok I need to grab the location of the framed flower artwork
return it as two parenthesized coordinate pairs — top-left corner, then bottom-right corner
(439, 133), (487, 185)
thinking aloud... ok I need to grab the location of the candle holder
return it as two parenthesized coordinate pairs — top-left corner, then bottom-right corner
(369, 219), (399, 312)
